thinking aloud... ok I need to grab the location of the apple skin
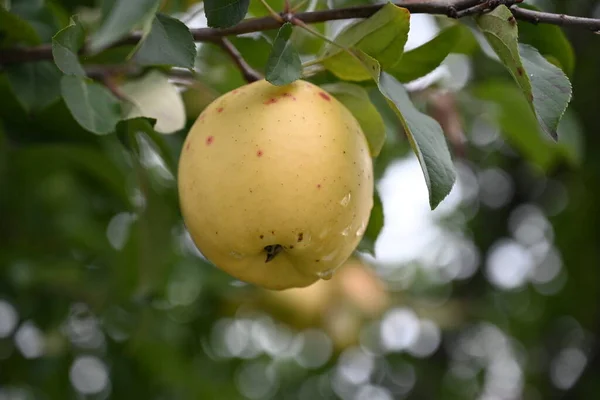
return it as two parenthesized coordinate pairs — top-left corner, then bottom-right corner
(178, 79), (373, 290)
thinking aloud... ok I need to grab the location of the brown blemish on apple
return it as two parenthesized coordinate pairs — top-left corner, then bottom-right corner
(297, 233), (303, 242)
(289, 245), (294, 249)
(206, 136), (214, 145)
(260, 235), (264, 239)
(317, 184), (322, 189)
(319, 92), (331, 101)
(264, 98), (278, 105)
(185, 142), (191, 151)
(257, 150), (264, 157)
(282, 93), (297, 101)
(217, 107), (224, 113)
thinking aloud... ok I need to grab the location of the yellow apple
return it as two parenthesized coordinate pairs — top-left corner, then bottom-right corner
(178, 79), (373, 290)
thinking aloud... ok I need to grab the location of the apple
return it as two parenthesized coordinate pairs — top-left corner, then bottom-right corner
(178, 79), (373, 290)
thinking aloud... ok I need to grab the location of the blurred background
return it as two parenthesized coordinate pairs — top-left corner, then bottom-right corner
(1, 0), (600, 399)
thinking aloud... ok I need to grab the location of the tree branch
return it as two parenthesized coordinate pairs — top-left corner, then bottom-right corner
(1, 0), (599, 67)
(510, 5), (600, 31)
(215, 38), (263, 83)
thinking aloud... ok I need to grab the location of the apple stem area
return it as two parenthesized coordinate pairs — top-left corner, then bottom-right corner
(264, 244), (284, 262)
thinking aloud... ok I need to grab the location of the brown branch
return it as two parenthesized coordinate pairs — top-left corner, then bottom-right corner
(215, 38), (262, 83)
(1, 0), (599, 67)
(455, 0), (522, 18)
(510, 5), (600, 31)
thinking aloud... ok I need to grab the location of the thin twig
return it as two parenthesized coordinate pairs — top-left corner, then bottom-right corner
(292, 17), (344, 49)
(180, 3), (205, 24)
(1, 0), (600, 66)
(259, 0), (284, 22)
(216, 38), (263, 83)
(89, 69), (127, 100)
(291, 0), (309, 13)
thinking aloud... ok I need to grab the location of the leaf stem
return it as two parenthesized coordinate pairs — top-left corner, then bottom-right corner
(292, 17), (366, 70)
(259, 0), (284, 22)
(301, 58), (322, 68)
(291, 0), (309, 13)
(291, 17), (344, 49)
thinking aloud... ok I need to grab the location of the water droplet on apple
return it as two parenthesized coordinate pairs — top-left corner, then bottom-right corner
(318, 228), (330, 239)
(229, 251), (244, 259)
(339, 192), (352, 207)
(317, 269), (334, 280)
(321, 250), (338, 262)
(356, 221), (367, 237)
(341, 226), (351, 236)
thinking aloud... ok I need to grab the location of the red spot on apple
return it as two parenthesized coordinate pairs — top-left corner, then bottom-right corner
(217, 107), (224, 113)
(317, 184), (322, 189)
(185, 142), (191, 151)
(319, 92), (331, 101)
(264, 98), (278, 105)
(257, 150), (264, 157)
(206, 136), (214, 145)
(233, 89), (239, 94)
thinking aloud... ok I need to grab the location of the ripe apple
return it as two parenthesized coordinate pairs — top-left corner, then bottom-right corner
(178, 79), (373, 290)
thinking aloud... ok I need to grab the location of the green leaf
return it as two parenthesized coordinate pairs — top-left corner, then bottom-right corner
(474, 81), (578, 170)
(352, 50), (455, 209)
(520, 44), (572, 141)
(0, 5), (41, 46)
(476, 6), (531, 93)
(52, 16), (85, 76)
(357, 189), (384, 256)
(265, 23), (301, 86)
(476, 5), (572, 140)
(117, 117), (178, 174)
(60, 75), (121, 134)
(6, 61), (62, 112)
(390, 24), (462, 83)
(321, 82), (385, 157)
(378, 72), (455, 208)
(119, 70), (186, 134)
(204, 0), (249, 28)
(516, 3), (575, 76)
(7, 0), (61, 43)
(321, 3), (410, 81)
(134, 13), (196, 69)
(89, 0), (160, 53)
